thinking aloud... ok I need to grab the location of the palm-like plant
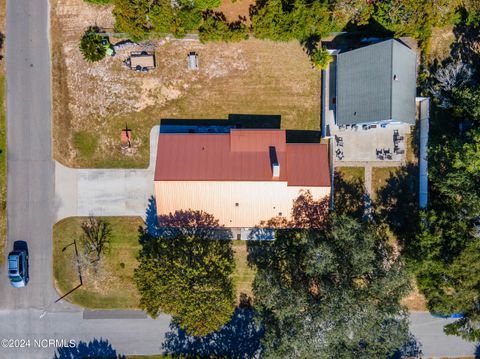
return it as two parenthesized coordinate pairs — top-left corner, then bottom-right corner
(79, 26), (107, 62)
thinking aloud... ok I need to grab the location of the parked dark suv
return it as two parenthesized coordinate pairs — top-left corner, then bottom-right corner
(8, 249), (28, 288)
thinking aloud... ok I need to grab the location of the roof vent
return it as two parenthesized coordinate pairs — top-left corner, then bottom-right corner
(393, 74), (399, 81)
(269, 146), (280, 178)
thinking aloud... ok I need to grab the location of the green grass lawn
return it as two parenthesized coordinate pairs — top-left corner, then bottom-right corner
(73, 130), (98, 159)
(232, 240), (256, 303)
(335, 167), (365, 184)
(53, 217), (143, 309)
(53, 217), (255, 309)
(371, 167), (399, 201)
(0, 75), (6, 264)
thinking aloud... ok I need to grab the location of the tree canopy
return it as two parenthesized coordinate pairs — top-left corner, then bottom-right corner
(79, 27), (107, 62)
(248, 213), (411, 358)
(412, 129), (480, 340)
(134, 210), (236, 337)
(410, 35), (480, 338)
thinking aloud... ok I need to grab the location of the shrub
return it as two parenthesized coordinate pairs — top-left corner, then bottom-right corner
(79, 27), (107, 62)
(310, 46), (332, 70)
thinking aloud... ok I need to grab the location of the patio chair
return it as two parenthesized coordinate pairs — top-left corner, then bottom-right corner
(386, 154), (392, 160)
(393, 129), (399, 137)
(378, 154), (384, 160)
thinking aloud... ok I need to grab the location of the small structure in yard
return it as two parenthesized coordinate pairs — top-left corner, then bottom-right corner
(187, 52), (198, 70)
(127, 51), (156, 72)
(121, 124), (132, 150)
(101, 38), (114, 56)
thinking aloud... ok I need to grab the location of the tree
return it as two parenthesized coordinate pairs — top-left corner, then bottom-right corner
(134, 210), (236, 337)
(331, 0), (373, 27)
(199, 11), (248, 43)
(373, 0), (460, 45)
(112, 0), (152, 41)
(248, 214), (411, 358)
(251, 0), (336, 42)
(193, 0), (221, 10)
(79, 216), (112, 267)
(411, 129), (480, 340)
(79, 27), (107, 62)
(452, 86), (480, 123)
(310, 46), (332, 70)
(428, 61), (474, 109)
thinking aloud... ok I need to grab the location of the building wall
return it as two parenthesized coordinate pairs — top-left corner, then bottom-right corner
(154, 181), (330, 228)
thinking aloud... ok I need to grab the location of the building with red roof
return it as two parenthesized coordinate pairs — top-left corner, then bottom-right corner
(154, 129), (331, 229)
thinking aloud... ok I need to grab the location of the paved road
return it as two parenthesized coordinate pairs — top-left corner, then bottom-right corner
(0, 309), (170, 358)
(409, 312), (478, 358)
(2, 0), (58, 311)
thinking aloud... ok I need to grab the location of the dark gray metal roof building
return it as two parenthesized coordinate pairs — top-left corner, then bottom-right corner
(335, 39), (417, 125)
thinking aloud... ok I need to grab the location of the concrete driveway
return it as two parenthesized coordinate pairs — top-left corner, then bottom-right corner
(54, 126), (159, 221)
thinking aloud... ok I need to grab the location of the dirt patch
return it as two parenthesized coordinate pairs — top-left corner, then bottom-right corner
(216, 0), (255, 23)
(429, 26), (455, 63)
(401, 279), (428, 311)
(51, 0), (320, 168)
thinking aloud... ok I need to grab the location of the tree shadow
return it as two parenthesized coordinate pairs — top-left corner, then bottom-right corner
(144, 196), (233, 241)
(333, 171), (366, 219)
(323, 18), (394, 53)
(390, 333), (423, 359)
(160, 114), (281, 133)
(53, 338), (126, 359)
(374, 164), (419, 250)
(162, 308), (264, 358)
(285, 130), (322, 143)
(451, 23), (480, 71)
(145, 195), (162, 237)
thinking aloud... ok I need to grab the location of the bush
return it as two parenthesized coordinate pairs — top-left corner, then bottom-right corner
(79, 27), (107, 62)
(310, 46), (332, 70)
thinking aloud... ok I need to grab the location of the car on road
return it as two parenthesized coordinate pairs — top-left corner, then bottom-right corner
(7, 249), (29, 288)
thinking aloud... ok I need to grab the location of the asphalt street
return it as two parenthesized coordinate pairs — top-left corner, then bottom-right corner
(0, 0), (478, 358)
(2, 0), (58, 311)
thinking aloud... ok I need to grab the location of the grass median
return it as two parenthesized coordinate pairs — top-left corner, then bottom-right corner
(53, 217), (255, 309)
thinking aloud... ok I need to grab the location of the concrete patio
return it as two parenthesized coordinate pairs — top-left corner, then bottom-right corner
(332, 124), (411, 164)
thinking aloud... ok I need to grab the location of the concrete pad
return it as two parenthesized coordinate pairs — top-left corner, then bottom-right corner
(333, 124), (411, 163)
(54, 126), (160, 221)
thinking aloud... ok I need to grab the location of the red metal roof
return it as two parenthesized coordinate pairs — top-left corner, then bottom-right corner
(154, 129), (330, 187)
